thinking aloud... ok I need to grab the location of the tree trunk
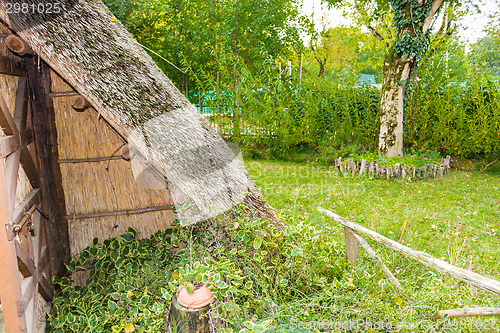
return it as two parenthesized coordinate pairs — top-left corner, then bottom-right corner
(378, 48), (414, 157)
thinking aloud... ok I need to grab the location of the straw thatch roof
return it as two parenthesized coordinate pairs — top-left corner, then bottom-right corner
(0, 1), (276, 225)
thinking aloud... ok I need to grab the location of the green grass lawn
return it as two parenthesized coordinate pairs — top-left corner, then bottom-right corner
(245, 158), (500, 331)
(49, 157), (500, 333)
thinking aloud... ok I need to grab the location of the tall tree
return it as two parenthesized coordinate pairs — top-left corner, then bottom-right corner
(326, 0), (451, 157)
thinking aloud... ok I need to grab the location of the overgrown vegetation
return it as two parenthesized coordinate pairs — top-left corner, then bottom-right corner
(49, 159), (500, 332)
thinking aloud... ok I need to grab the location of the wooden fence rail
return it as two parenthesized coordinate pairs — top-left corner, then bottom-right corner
(318, 207), (500, 297)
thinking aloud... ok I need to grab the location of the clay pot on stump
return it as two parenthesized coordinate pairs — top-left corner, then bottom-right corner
(167, 284), (214, 333)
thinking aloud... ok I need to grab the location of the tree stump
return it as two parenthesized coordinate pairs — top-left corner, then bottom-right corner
(167, 285), (214, 333)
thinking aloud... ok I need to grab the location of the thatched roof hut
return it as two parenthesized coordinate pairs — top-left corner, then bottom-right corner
(0, 1), (275, 331)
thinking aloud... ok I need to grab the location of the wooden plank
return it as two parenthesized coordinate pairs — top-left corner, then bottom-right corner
(0, 55), (26, 76)
(28, 60), (69, 276)
(319, 207), (500, 296)
(0, 148), (27, 332)
(343, 226), (359, 267)
(67, 204), (174, 220)
(438, 307), (500, 319)
(15, 239), (35, 277)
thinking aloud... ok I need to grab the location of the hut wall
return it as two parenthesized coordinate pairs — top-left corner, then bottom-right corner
(50, 72), (176, 255)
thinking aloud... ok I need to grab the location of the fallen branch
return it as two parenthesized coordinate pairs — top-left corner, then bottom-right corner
(438, 307), (500, 318)
(350, 231), (403, 290)
(318, 207), (500, 297)
(480, 160), (498, 172)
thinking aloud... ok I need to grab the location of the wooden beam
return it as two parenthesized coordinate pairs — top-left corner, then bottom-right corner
(28, 59), (69, 276)
(319, 207), (500, 296)
(438, 307), (500, 319)
(58, 155), (122, 163)
(5, 35), (33, 56)
(67, 205), (174, 220)
(0, 55), (26, 76)
(0, 148), (27, 332)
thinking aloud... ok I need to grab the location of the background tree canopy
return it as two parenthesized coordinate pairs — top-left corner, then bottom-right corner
(103, 0), (500, 160)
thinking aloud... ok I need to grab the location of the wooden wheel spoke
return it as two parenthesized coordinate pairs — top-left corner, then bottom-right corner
(4, 149), (21, 218)
(0, 90), (18, 136)
(15, 239), (35, 277)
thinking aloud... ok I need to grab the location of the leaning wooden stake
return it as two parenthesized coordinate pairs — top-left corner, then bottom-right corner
(318, 207), (500, 297)
(438, 307), (500, 318)
(350, 231), (403, 290)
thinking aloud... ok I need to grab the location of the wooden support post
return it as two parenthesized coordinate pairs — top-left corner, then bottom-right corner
(28, 59), (69, 276)
(343, 226), (359, 267)
(0, 154), (27, 332)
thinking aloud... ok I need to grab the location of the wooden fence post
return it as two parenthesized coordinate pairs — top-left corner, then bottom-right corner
(344, 226), (359, 267)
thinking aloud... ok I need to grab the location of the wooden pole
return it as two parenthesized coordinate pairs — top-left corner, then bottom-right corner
(438, 307), (500, 318)
(318, 207), (500, 296)
(0, 153), (27, 332)
(343, 226), (358, 267)
(350, 231), (402, 289)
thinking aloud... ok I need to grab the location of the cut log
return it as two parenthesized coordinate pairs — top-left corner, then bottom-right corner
(438, 307), (500, 318)
(167, 286), (213, 333)
(5, 35), (33, 55)
(368, 161), (375, 176)
(318, 207), (500, 296)
(359, 159), (367, 175)
(70, 95), (90, 111)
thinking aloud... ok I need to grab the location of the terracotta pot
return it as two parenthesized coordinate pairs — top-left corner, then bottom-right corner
(176, 284), (214, 309)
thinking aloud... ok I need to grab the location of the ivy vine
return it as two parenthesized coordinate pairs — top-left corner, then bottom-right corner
(390, 0), (433, 60)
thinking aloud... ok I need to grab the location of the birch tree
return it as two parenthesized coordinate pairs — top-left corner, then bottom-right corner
(326, 0), (449, 157)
